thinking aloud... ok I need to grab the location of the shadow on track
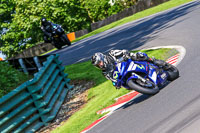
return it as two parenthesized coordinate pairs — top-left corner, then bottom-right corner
(118, 78), (179, 109)
(122, 94), (151, 109)
(52, 1), (199, 66)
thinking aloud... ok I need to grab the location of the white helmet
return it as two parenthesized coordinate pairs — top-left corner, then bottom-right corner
(91, 52), (107, 69)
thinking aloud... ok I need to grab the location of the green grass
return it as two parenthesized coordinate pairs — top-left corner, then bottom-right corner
(0, 62), (31, 98)
(133, 48), (178, 61)
(73, 0), (194, 43)
(52, 48), (177, 133)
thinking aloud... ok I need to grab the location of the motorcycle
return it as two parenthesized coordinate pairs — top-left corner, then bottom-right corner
(113, 58), (179, 95)
(51, 24), (71, 49)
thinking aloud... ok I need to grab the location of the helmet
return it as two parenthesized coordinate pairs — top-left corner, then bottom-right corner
(41, 18), (48, 26)
(91, 52), (107, 69)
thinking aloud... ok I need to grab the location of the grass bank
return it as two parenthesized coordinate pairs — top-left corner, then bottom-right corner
(52, 48), (177, 133)
(0, 62), (31, 98)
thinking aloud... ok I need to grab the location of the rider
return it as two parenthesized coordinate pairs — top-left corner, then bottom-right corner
(41, 18), (54, 43)
(91, 49), (168, 89)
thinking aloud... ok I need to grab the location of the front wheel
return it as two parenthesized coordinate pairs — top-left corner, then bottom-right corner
(61, 34), (71, 46)
(127, 79), (159, 95)
(166, 63), (179, 81)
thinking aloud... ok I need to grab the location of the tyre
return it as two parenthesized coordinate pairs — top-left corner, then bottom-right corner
(52, 41), (62, 49)
(166, 63), (179, 81)
(61, 34), (71, 46)
(55, 43), (62, 49)
(127, 79), (159, 95)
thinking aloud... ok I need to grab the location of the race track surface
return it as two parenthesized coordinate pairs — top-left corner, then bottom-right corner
(52, 1), (200, 132)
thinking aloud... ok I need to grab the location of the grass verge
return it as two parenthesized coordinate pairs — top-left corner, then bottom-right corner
(52, 48), (177, 133)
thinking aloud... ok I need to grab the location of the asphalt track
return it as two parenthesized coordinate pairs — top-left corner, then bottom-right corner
(51, 0), (200, 132)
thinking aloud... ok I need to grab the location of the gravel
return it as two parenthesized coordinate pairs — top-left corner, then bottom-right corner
(37, 80), (95, 133)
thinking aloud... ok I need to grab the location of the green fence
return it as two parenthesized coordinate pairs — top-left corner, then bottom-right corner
(0, 55), (73, 133)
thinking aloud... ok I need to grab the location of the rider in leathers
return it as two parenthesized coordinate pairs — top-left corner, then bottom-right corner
(41, 18), (54, 43)
(91, 49), (168, 89)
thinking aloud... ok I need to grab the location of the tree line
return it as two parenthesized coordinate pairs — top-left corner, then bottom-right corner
(0, 0), (137, 58)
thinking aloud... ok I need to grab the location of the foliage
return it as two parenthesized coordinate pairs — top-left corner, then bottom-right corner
(0, 0), (15, 32)
(110, 0), (137, 14)
(0, 61), (30, 98)
(80, 0), (136, 23)
(0, 0), (16, 57)
(80, 0), (110, 22)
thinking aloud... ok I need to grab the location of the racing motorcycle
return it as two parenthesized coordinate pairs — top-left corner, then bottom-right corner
(51, 24), (71, 49)
(113, 56), (179, 95)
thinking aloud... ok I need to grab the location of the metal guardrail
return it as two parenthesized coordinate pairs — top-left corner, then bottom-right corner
(0, 54), (73, 133)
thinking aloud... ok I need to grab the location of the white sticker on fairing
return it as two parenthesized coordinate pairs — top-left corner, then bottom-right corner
(127, 62), (136, 71)
(117, 63), (121, 73)
(161, 73), (167, 79)
(151, 71), (157, 82)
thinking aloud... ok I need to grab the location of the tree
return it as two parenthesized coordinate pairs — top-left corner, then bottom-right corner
(0, 0), (15, 32)
(80, 0), (112, 23)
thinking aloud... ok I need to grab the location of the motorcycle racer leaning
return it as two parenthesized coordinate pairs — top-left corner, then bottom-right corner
(91, 49), (169, 89)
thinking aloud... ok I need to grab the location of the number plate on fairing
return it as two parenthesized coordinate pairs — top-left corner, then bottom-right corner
(161, 72), (167, 79)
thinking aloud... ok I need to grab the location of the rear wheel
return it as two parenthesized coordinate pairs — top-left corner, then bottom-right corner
(55, 44), (62, 49)
(127, 79), (159, 95)
(52, 41), (62, 49)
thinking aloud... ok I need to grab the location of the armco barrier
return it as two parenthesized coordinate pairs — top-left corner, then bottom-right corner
(0, 54), (73, 133)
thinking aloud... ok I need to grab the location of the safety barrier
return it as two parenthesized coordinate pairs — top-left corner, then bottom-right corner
(0, 54), (73, 133)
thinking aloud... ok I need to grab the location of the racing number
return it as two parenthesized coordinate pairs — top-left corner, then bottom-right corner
(113, 71), (119, 79)
(137, 64), (145, 70)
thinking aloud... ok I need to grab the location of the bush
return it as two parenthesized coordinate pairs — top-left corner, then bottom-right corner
(0, 61), (31, 98)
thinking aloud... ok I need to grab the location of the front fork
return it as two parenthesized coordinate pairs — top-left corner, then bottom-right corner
(128, 72), (146, 83)
(127, 73), (154, 88)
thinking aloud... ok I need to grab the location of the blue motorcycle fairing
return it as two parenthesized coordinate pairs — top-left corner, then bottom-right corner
(132, 61), (149, 74)
(113, 59), (168, 88)
(148, 63), (168, 86)
(147, 63), (158, 84)
(113, 59), (148, 88)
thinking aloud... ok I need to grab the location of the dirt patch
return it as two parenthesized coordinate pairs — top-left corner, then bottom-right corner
(37, 80), (95, 133)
